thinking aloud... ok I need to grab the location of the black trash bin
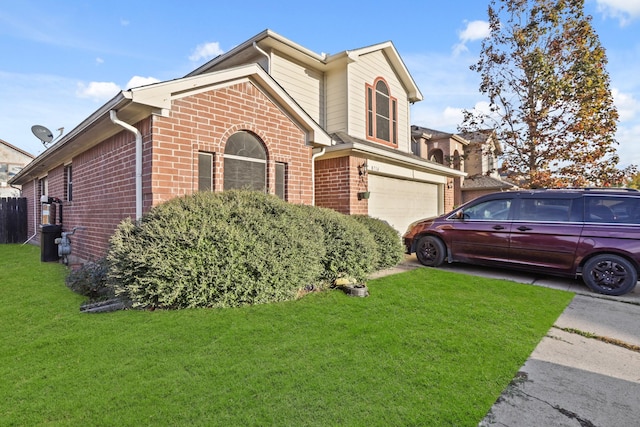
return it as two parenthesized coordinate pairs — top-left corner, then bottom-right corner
(41, 224), (62, 262)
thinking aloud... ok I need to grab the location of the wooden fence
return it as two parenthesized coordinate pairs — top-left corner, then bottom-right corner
(0, 197), (27, 244)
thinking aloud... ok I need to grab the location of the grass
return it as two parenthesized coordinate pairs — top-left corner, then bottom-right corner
(0, 244), (574, 426)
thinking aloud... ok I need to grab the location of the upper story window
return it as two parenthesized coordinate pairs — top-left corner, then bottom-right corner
(366, 78), (397, 146)
(223, 131), (267, 192)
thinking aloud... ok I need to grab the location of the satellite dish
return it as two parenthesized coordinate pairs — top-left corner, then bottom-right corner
(32, 125), (54, 144)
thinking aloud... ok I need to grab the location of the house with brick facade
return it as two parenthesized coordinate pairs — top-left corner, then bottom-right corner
(411, 126), (516, 207)
(10, 29), (465, 264)
(0, 138), (33, 198)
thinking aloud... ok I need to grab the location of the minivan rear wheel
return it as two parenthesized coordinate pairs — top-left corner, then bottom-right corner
(582, 254), (638, 296)
(415, 236), (446, 267)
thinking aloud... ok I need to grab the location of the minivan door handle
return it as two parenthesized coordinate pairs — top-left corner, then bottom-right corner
(517, 226), (532, 231)
(493, 225), (505, 230)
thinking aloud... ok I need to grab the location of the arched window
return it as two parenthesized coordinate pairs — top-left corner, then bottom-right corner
(366, 78), (397, 145)
(223, 131), (267, 192)
(429, 149), (444, 164)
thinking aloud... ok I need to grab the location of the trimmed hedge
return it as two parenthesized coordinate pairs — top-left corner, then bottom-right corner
(352, 215), (405, 270)
(106, 190), (405, 310)
(107, 191), (325, 309)
(298, 205), (378, 285)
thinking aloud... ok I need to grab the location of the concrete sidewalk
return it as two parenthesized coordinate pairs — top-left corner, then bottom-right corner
(370, 256), (640, 426)
(480, 295), (640, 426)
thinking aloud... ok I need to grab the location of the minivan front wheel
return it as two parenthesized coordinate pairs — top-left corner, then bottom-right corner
(582, 254), (638, 296)
(415, 236), (446, 267)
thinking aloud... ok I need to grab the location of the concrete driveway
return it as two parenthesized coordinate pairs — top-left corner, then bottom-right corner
(372, 256), (640, 426)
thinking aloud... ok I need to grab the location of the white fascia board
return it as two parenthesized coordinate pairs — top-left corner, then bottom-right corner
(323, 141), (467, 178)
(128, 64), (332, 147)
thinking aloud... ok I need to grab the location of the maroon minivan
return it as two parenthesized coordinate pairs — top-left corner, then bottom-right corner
(403, 188), (640, 295)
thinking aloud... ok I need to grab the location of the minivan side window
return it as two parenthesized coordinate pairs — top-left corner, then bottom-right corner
(516, 198), (572, 222)
(460, 199), (512, 220)
(586, 196), (640, 224)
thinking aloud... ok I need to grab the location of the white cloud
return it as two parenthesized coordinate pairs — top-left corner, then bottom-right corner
(189, 42), (224, 62)
(453, 20), (490, 55)
(612, 87), (639, 121)
(125, 76), (160, 89)
(96, 57), (104, 65)
(120, 18), (130, 26)
(595, 0), (640, 26)
(76, 81), (120, 101)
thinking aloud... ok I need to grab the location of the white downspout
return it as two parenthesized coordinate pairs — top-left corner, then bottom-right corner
(22, 179), (38, 244)
(311, 148), (326, 206)
(109, 110), (143, 222)
(253, 42), (270, 73)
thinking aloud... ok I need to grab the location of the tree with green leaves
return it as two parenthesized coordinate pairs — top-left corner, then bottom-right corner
(461, 0), (636, 188)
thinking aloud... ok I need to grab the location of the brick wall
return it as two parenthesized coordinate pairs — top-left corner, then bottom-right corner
(45, 118), (153, 261)
(22, 81), (316, 262)
(315, 155), (368, 215)
(151, 81), (313, 206)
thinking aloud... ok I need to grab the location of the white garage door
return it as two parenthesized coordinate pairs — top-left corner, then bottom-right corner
(367, 174), (440, 235)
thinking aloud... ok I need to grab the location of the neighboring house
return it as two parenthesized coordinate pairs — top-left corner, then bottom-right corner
(0, 139), (34, 198)
(10, 29), (465, 264)
(458, 129), (518, 202)
(411, 126), (517, 208)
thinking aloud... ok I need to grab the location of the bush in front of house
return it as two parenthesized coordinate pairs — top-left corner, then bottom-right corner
(352, 215), (405, 270)
(298, 205), (379, 285)
(107, 190), (326, 309)
(65, 258), (115, 300)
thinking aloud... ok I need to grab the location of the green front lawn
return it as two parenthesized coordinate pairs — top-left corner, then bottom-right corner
(0, 244), (573, 426)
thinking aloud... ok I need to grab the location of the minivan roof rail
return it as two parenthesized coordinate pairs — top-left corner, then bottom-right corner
(545, 187), (639, 192)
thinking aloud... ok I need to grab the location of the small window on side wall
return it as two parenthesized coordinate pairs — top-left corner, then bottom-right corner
(198, 152), (213, 191)
(64, 165), (73, 201)
(275, 162), (286, 200)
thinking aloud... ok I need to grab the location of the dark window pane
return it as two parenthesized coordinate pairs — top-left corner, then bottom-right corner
(376, 91), (389, 117)
(367, 87), (373, 136)
(224, 158), (266, 192)
(224, 131), (266, 160)
(392, 100), (397, 144)
(518, 199), (571, 222)
(375, 80), (389, 95)
(376, 116), (390, 141)
(198, 153), (213, 191)
(275, 163), (285, 200)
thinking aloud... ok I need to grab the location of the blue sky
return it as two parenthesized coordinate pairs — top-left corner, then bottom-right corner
(1, 0), (639, 168)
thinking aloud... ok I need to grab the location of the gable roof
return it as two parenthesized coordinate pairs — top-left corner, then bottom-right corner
(0, 138), (35, 160)
(10, 63), (332, 186)
(411, 126), (470, 146)
(187, 29), (423, 103)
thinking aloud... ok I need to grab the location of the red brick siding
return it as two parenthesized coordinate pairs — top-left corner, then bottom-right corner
(151, 81), (313, 206)
(21, 81), (316, 261)
(45, 118), (154, 261)
(315, 156), (368, 215)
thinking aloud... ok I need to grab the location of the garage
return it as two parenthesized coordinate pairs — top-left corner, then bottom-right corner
(367, 174), (441, 235)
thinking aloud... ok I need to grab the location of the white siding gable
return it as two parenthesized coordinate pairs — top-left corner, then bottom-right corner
(342, 50), (411, 152)
(270, 52), (324, 125)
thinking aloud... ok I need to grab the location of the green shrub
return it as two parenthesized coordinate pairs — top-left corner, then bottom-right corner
(65, 258), (114, 300)
(107, 190), (325, 309)
(352, 215), (405, 270)
(298, 205), (378, 285)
